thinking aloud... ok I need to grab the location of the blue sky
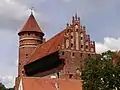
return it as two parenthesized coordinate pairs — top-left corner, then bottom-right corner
(0, 0), (120, 88)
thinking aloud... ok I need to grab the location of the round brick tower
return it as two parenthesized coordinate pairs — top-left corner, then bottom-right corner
(18, 13), (44, 76)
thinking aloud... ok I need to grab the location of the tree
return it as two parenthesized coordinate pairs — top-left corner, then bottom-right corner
(81, 50), (120, 90)
(0, 82), (14, 90)
(0, 83), (6, 90)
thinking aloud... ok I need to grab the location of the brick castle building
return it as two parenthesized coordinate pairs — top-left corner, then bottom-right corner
(15, 12), (96, 90)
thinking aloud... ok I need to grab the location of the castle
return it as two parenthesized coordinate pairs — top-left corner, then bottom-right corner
(15, 12), (96, 90)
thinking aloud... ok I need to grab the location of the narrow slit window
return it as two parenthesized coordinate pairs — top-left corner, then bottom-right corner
(71, 43), (73, 47)
(81, 45), (83, 48)
(62, 51), (64, 55)
(80, 53), (83, 57)
(71, 52), (75, 58)
(69, 74), (73, 79)
(72, 52), (75, 56)
(86, 45), (88, 49)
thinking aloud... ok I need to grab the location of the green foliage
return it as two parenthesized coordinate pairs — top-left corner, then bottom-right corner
(81, 50), (120, 90)
(0, 83), (6, 90)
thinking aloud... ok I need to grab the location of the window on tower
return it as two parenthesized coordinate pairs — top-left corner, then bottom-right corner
(26, 54), (28, 58)
(28, 33), (30, 35)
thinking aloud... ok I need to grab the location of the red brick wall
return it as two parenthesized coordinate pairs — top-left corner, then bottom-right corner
(19, 15), (96, 80)
(59, 15), (96, 79)
(18, 32), (44, 76)
(32, 15), (96, 79)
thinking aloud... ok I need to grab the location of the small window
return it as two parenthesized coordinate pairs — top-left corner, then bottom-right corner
(72, 52), (75, 56)
(71, 36), (73, 39)
(76, 29), (78, 32)
(69, 74), (73, 79)
(28, 33), (30, 35)
(26, 54), (28, 58)
(62, 51), (64, 55)
(88, 54), (90, 57)
(86, 45), (88, 49)
(80, 53), (83, 57)
(71, 52), (75, 58)
(26, 54), (28, 56)
(81, 45), (83, 48)
(81, 37), (83, 40)
(22, 70), (24, 74)
(71, 43), (73, 47)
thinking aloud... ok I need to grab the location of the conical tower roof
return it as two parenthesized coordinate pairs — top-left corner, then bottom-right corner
(18, 13), (43, 35)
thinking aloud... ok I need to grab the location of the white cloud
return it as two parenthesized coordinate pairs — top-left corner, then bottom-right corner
(96, 37), (120, 53)
(0, 76), (15, 88)
(0, 0), (48, 30)
(0, 0), (29, 20)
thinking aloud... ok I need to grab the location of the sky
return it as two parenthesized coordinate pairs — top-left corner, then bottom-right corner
(0, 0), (120, 88)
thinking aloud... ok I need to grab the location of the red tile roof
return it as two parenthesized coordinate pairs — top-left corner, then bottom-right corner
(18, 13), (43, 35)
(26, 30), (65, 64)
(21, 77), (82, 90)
